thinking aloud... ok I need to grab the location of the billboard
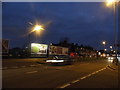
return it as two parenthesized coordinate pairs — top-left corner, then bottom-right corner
(1, 39), (9, 53)
(49, 45), (68, 55)
(31, 43), (48, 55)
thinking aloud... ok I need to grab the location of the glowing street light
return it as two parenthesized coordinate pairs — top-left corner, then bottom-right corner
(32, 24), (44, 42)
(102, 41), (106, 45)
(102, 41), (106, 54)
(33, 25), (44, 32)
(106, 0), (115, 6)
(28, 23), (45, 43)
(104, 49), (107, 51)
(110, 46), (113, 49)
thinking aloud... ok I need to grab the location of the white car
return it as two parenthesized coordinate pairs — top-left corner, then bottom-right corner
(46, 55), (73, 65)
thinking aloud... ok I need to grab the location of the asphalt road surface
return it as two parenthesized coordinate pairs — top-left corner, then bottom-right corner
(2, 58), (119, 89)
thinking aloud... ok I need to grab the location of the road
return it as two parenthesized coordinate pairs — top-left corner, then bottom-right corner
(2, 58), (47, 69)
(2, 58), (119, 88)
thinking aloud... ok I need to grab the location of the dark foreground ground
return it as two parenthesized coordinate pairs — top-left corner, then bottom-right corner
(1, 58), (119, 89)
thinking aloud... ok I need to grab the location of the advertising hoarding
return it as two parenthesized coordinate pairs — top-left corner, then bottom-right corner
(49, 45), (68, 55)
(31, 43), (48, 55)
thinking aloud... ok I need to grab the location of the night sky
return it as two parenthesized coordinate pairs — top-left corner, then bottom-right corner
(2, 2), (115, 50)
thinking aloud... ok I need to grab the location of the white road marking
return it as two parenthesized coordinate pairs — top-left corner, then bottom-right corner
(59, 83), (71, 88)
(37, 64), (41, 66)
(30, 64), (36, 67)
(91, 72), (96, 75)
(11, 67), (19, 69)
(71, 80), (80, 84)
(2, 67), (8, 70)
(80, 76), (87, 80)
(57, 65), (108, 88)
(87, 74), (92, 77)
(26, 71), (38, 74)
(21, 66), (26, 68)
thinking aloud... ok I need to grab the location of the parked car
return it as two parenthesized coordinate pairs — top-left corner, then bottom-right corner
(46, 55), (74, 65)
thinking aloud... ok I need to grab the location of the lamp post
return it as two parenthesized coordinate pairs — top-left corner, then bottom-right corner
(102, 41), (106, 51)
(106, 0), (118, 65)
(33, 25), (44, 42)
(109, 46), (113, 56)
(27, 24), (44, 56)
(28, 24), (44, 43)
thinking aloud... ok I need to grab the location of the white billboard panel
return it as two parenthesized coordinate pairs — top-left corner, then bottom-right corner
(31, 43), (48, 55)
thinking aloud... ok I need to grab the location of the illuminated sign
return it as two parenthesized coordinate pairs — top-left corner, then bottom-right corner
(31, 43), (48, 54)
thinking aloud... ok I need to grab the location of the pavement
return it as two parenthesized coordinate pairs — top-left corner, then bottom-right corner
(1, 58), (119, 88)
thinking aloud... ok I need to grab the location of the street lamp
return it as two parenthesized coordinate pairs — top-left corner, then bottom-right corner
(110, 46), (113, 49)
(33, 25), (44, 42)
(106, 0), (118, 65)
(28, 24), (44, 43)
(33, 25), (44, 32)
(106, 0), (115, 6)
(102, 41), (106, 45)
(102, 41), (106, 51)
(105, 49), (107, 51)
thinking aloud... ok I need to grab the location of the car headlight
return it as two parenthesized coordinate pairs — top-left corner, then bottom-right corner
(111, 57), (113, 60)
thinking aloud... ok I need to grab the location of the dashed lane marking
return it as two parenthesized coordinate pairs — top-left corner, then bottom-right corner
(21, 66), (26, 68)
(59, 83), (71, 88)
(80, 76), (88, 80)
(2, 67), (8, 70)
(10, 67), (19, 69)
(26, 70), (38, 74)
(2, 64), (42, 70)
(29, 64), (37, 67)
(57, 65), (108, 88)
(71, 80), (80, 84)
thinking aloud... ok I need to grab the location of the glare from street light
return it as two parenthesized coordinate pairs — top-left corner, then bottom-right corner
(102, 41), (106, 45)
(104, 49), (107, 51)
(110, 46), (112, 49)
(106, 0), (115, 6)
(33, 25), (44, 32)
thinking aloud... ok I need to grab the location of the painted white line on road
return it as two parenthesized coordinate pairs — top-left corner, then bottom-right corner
(11, 67), (19, 69)
(21, 66), (26, 68)
(87, 74), (92, 77)
(71, 80), (80, 84)
(37, 64), (41, 66)
(30, 64), (36, 67)
(80, 76), (88, 80)
(26, 71), (38, 74)
(59, 83), (71, 88)
(2, 67), (8, 70)
(57, 65), (108, 88)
